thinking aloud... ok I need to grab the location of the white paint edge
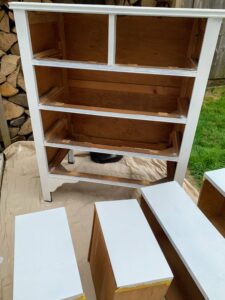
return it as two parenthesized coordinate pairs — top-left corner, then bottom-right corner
(32, 59), (197, 78)
(49, 173), (145, 189)
(9, 2), (225, 18)
(39, 104), (187, 124)
(44, 141), (179, 162)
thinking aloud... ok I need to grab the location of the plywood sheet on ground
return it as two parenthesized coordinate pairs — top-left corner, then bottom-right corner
(0, 142), (198, 300)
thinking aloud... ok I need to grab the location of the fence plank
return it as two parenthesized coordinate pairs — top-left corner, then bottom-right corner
(175, 0), (225, 79)
(174, 0), (193, 7)
(194, 1), (225, 79)
(194, 0), (225, 9)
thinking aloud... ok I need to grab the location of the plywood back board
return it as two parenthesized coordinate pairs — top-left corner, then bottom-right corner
(35, 66), (64, 96)
(116, 16), (194, 68)
(64, 13), (108, 63)
(71, 114), (175, 145)
(29, 12), (205, 68)
(28, 12), (61, 54)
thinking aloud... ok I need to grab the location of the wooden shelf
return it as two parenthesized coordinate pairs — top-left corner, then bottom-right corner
(45, 139), (179, 161)
(33, 58), (197, 77)
(43, 118), (180, 161)
(39, 102), (187, 124)
(49, 166), (152, 189)
(141, 182), (225, 300)
(47, 148), (167, 188)
(39, 81), (190, 122)
(39, 87), (188, 124)
(198, 176), (225, 237)
(33, 48), (62, 59)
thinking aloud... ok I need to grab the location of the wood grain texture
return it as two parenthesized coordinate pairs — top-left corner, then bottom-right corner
(67, 69), (183, 87)
(70, 114), (174, 145)
(41, 110), (181, 156)
(141, 181), (225, 299)
(30, 13), (204, 70)
(140, 198), (204, 300)
(116, 16), (195, 68)
(35, 66), (63, 96)
(51, 165), (152, 187)
(46, 147), (69, 170)
(198, 179), (225, 237)
(89, 206), (171, 300)
(64, 13), (108, 63)
(89, 212), (118, 300)
(36, 66), (187, 120)
(41, 110), (67, 133)
(28, 12), (60, 54)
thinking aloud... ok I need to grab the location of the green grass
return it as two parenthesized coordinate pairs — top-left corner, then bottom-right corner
(188, 86), (225, 188)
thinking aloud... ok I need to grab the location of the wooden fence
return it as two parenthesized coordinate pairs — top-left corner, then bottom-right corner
(175, 0), (225, 79)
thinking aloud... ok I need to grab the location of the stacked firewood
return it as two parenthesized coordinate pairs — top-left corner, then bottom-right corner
(0, 4), (33, 150)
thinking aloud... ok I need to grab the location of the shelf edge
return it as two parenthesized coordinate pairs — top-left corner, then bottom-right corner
(39, 104), (187, 124)
(44, 141), (179, 162)
(9, 3), (225, 19)
(32, 58), (197, 78)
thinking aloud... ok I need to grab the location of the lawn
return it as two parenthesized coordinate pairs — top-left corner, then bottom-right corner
(188, 85), (225, 188)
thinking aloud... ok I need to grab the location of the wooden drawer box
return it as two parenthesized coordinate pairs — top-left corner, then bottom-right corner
(88, 200), (173, 300)
(141, 182), (225, 300)
(198, 168), (225, 237)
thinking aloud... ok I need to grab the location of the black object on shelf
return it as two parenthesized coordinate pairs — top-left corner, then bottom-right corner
(90, 152), (123, 164)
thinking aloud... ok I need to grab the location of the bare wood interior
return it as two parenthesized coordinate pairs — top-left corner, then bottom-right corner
(45, 146), (170, 187)
(51, 166), (154, 187)
(89, 210), (170, 300)
(116, 16), (205, 68)
(140, 198), (204, 300)
(36, 66), (194, 119)
(198, 180), (225, 237)
(29, 9), (201, 186)
(28, 12), (206, 69)
(41, 110), (183, 157)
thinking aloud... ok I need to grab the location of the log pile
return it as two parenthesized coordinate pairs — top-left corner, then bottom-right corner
(0, 3), (33, 150)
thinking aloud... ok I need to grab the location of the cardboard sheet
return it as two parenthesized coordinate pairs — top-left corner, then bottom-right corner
(0, 141), (198, 300)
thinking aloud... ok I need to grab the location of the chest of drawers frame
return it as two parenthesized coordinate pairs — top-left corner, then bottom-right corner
(10, 2), (225, 201)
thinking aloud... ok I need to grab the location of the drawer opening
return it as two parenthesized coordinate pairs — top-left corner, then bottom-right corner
(28, 12), (206, 70)
(28, 12), (108, 63)
(46, 147), (174, 188)
(41, 111), (183, 159)
(36, 67), (194, 122)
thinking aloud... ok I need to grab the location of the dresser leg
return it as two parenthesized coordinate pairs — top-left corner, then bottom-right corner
(68, 150), (75, 164)
(42, 189), (52, 202)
